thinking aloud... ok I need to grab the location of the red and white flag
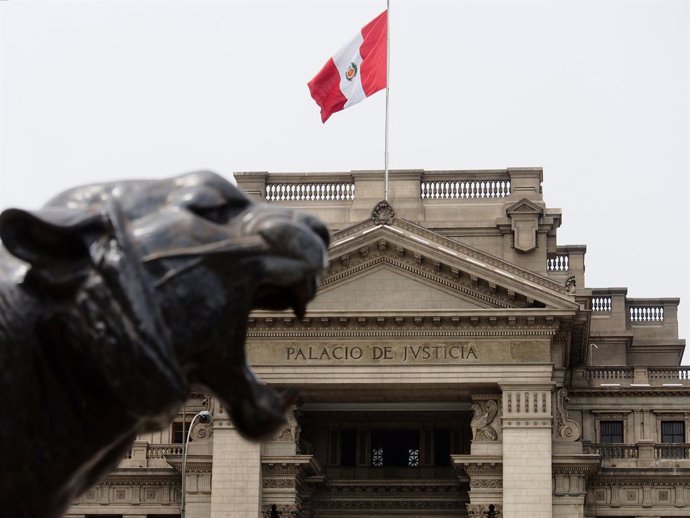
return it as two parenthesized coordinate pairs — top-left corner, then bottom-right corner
(308, 10), (387, 123)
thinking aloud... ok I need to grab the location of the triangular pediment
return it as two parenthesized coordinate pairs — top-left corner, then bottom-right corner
(505, 198), (544, 215)
(311, 263), (493, 311)
(324, 215), (579, 312)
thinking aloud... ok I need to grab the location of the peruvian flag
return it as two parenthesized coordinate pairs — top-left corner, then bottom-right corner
(308, 10), (387, 123)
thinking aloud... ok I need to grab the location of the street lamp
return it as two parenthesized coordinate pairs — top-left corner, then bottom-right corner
(181, 410), (213, 518)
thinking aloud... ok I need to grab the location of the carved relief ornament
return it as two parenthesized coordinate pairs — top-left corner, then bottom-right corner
(371, 200), (395, 225)
(470, 400), (499, 441)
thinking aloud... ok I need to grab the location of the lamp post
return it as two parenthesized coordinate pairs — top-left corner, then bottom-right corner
(181, 410), (213, 518)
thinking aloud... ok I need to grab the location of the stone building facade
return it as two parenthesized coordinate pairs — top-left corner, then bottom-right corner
(67, 168), (688, 518)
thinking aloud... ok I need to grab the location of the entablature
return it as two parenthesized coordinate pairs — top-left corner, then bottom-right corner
(248, 310), (567, 339)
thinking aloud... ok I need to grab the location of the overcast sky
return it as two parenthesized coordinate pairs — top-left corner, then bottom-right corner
(1, 0), (688, 361)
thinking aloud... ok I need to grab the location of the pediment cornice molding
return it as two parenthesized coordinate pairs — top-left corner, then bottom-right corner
(505, 198), (545, 215)
(329, 217), (576, 311)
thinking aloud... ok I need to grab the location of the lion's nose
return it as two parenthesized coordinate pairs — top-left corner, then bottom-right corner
(297, 214), (330, 248)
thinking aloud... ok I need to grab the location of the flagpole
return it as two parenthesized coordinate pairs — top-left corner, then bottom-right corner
(384, 0), (390, 201)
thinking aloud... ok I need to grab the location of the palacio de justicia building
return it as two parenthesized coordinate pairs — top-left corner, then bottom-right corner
(67, 168), (687, 518)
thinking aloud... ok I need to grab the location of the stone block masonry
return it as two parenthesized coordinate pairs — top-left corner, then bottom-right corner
(211, 418), (262, 518)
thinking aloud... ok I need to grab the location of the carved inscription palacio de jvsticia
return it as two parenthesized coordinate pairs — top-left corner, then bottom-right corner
(246, 340), (552, 365)
(286, 343), (478, 362)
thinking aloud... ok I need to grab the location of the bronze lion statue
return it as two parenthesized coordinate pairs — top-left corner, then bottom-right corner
(0, 170), (329, 518)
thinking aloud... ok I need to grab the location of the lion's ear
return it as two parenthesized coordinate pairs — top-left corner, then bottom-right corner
(0, 208), (106, 282)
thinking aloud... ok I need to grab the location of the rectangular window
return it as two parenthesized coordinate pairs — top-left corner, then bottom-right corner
(172, 421), (192, 444)
(660, 421), (686, 459)
(661, 421), (685, 443)
(340, 429), (357, 467)
(370, 429), (420, 467)
(600, 420), (623, 443)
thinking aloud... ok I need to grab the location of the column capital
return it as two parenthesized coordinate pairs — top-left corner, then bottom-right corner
(501, 387), (553, 430)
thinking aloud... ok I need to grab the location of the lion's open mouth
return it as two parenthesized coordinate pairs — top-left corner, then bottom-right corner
(253, 268), (320, 319)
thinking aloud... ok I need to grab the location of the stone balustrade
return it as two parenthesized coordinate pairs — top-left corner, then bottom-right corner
(582, 367), (633, 381)
(584, 443), (639, 460)
(266, 182), (355, 201)
(654, 443), (690, 459)
(648, 367), (690, 381)
(420, 179), (511, 199)
(546, 253), (569, 272)
(119, 442), (184, 468)
(629, 305), (664, 322)
(147, 443), (184, 458)
(584, 442), (690, 468)
(578, 366), (690, 387)
(591, 296), (612, 312)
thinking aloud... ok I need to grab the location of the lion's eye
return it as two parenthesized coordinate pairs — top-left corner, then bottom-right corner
(190, 206), (228, 224)
(189, 198), (248, 225)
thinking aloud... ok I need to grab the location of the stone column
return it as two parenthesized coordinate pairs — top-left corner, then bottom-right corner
(210, 406), (262, 518)
(501, 385), (553, 518)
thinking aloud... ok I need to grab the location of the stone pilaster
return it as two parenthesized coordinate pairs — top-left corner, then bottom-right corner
(501, 385), (553, 518)
(453, 455), (503, 507)
(552, 457), (599, 518)
(210, 406), (262, 518)
(260, 457), (320, 518)
(260, 405), (322, 518)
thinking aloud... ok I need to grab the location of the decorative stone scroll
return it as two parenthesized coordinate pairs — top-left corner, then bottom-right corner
(470, 400), (499, 441)
(555, 388), (581, 441)
(190, 422), (213, 441)
(371, 200), (395, 225)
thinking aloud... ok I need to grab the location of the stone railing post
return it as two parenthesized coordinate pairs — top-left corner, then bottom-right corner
(633, 367), (649, 385)
(131, 440), (148, 468)
(637, 440), (655, 468)
(506, 168), (543, 201)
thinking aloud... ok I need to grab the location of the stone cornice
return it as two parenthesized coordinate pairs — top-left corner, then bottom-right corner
(552, 454), (601, 476)
(590, 468), (690, 486)
(100, 468), (179, 486)
(451, 454), (502, 474)
(247, 312), (561, 339)
(261, 455), (322, 477)
(163, 454), (212, 473)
